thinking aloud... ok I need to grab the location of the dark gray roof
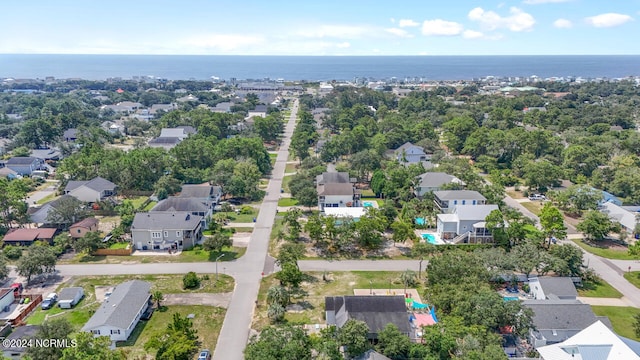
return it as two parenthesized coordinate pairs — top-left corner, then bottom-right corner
(177, 125), (197, 134)
(58, 287), (84, 302)
(82, 280), (151, 331)
(4, 325), (40, 352)
(65, 176), (116, 193)
(63, 128), (78, 139)
(538, 277), (578, 298)
(326, 296), (410, 335)
(416, 172), (465, 188)
(318, 183), (354, 196)
(179, 184), (214, 199)
(355, 350), (392, 360)
(434, 190), (486, 201)
(149, 137), (181, 145)
(316, 172), (352, 184)
(253, 104), (268, 112)
(524, 302), (599, 343)
(6, 156), (39, 165)
(132, 211), (202, 230)
(151, 197), (209, 212)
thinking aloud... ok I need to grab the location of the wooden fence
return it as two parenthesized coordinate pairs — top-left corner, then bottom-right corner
(10, 294), (43, 326)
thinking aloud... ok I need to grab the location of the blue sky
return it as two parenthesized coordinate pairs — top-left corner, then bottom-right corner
(1, 0), (639, 55)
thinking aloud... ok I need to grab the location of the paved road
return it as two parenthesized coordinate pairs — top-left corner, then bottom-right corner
(298, 260), (422, 272)
(212, 99), (299, 360)
(25, 181), (59, 205)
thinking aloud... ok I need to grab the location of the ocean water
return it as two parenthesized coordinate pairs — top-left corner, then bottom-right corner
(1, 54), (639, 81)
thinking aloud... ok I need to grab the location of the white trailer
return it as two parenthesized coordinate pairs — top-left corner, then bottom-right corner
(57, 287), (84, 309)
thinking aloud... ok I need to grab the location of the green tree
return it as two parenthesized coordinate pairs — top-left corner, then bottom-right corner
(152, 290), (164, 308)
(295, 187), (318, 208)
(16, 245), (57, 284)
(203, 232), (232, 253)
(0, 255), (9, 281)
(391, 221), (417, 244)
(61, 332), (125, 360)
(549, 244), (584, 276)
(338, 319), (370, 358)
(577, 210), (620, 241)
(276, 242), (305, 266)
(539, 203), (567, 246)
(145, 313), (199, 360)
(74, 231), (104, 254)
(276, 262), (304, 288)
(25, 318), (73, 360)
(154, 175), (182, 200)
(45, 196), (88, 229)
(182, 271), (200, 289)
(267, 303), (286, 323)
(245, 325), (312, 360)
(377, 323), (411, 359)
(266, 285), (290, 308)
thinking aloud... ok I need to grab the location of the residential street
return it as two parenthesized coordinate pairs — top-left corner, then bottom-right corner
(25, 181), (59, 205)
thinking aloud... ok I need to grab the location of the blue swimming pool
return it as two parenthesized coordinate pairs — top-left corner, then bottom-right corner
(422, 233), (437, 245)
(503, 297), (520, 301)
(363, 201), (373, 207)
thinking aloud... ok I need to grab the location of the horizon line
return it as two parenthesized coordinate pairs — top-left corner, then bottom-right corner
(2, 53), (640, 57)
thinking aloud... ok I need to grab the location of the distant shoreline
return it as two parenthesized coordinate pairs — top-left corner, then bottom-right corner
(2, 54), (640, 82)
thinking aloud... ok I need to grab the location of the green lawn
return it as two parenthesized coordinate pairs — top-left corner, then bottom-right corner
(59, 246), (246, 264)
(360, 189), (375, 197)
(591, 306), (640, 340)
(282, 175), (293, 193)
(142, 201), (157, 211)
(285, 163), (298, 173)
(26, 295), (97, 328)
(572, 239), (637, 260)
(624, 272), (640, 289)
(36, 193), (59, 205)
(124, 196), (149, 210)
(520, 201), (542, 216)
(253, 271), (423, 330)
(218, 209), (259, 223)
(269, 153), (277, 166)
(278, 198), (298, 207)
(73, 274), (234, 294)
(109, 242), (130, 249)
(577, 279), (623, 298)
(269, 217), (285, 256)
(117, 305), (226, 359)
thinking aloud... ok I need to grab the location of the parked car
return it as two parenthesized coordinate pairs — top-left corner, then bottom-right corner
(528, 194), (546, 201)
(41, 294), (57, 310)
(198, 349), (211, 360)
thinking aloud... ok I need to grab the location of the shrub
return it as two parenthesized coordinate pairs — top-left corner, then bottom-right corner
(182, 271), (200, 289)
(240, 206), (254, 215)
(201, 274), (210, 281)
(4, 245), (22, 260)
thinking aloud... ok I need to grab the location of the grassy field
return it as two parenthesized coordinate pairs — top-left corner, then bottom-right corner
(26, 296), (97, 328)
(36, 193), (59, 205)
(253, 271), (423, 330)
(59, 246), (246, 264)
(278, 198), (298, 207)
(520, 201), (543, 216)
(591, 306), (640, 340)
(624, 272), (640, 289)
(577, 279), (623, 298)
(269, 153), (277, 166)
(572, 240), (637, 260)
(124, 196), (150, 210)
(142, 201), (157, 211)
(285, 163), (298, 173)
(218, 209), (259, 223)
(73, 274), (234, 294)
(282, 175), (293, 193)
(117, 305), (226, 359)
(506, 190), (526, 199)
(360, 189), (375, 197)
(109, 242), (130, 249)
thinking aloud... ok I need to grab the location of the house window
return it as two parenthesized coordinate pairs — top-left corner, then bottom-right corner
(110, 329), (120, 335)
(472, 200), (476, 205)
(176, 231), (181, 237)
(462, 200), (466, 205)
(453, 200), (457, 205)
(151, 232), (161, 238)
(163, 231), (168, 237)
(77, 229), (81, 233)
(92, 330), (101, 335)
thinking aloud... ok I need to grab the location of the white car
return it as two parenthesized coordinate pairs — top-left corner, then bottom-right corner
(528, 194), (546, 201)
(45, 292), (58, 301)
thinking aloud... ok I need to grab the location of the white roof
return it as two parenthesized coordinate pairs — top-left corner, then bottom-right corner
(323, 207), (367, 218)
(437, 213), (458, 222)
(600, 202), (638, 230)
(537, 321), (640, 360)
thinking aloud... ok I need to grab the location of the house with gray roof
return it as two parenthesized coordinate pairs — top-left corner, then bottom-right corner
(523, 300), (610, 348)
(150, 103), (177, 115)
(179, 183), (222, 204)
(325, 295), (411, 340)
(433, 190), (486, 213)
(64, 176), (117, 203)
(148, 136), (181, 150)
(63, 128), (78, 142)
(529, 277), (578, 300)
(600, 202), (638, 236)
(436, 204), (499, 243)
(131, 212), (203, 250)
(29, 194), (83, 225)
(1, 325), (40, 359)
(159, 127), (193, 140)
(81, 280), (151, 343)
(315, 172), (355, 185)
(6, 157), (45, 176)
(414, 172), (465, 197)
(150, 197), (212, 228)
(393, 142), (430, 164)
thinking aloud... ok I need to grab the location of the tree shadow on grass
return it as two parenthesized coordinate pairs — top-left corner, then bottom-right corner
(116, 319), (148, 347)
(78, 255), (107, 263)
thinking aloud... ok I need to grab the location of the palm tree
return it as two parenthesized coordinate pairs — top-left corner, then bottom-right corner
(267, 303), (285, 323)
(152, 290), (164, 309)
(266, 285), (289, 308)
(400, 270), (418, 295)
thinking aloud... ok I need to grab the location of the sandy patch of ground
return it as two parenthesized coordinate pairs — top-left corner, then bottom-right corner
(232, 232), (251, 247)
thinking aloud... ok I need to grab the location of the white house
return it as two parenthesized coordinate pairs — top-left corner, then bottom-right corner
(81, 280), (151, 344)
(0, 288), (15, 312)
(436, 204), (499, 243)
(318, 183), (361, 212)
(394, 142), (430, 164)
(433, 190), (487, 213)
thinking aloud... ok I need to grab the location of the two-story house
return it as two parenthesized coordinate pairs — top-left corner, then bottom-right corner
(150, 197), (213, 228)
(316, 172), (360, 212)
(433, 190), (486, 213)
(6, 157), (45, 176)
(131, 211), (203, 250)
(436, 204), (499, 243)
(394, 142), (430, 164)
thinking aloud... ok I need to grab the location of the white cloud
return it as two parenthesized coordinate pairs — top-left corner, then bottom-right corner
(463, 30), (485, 39)
(553, 18), (572, 28)
(183, 33), (263, 51)
(385, 27), (414, 38)
(297, 25), (370, 39)
(585, 13), (633, 28)
(422, 19), (464, 36)
(336, 42), (351, 48)
(523, 0), (571, 4)
(399, 19), (420, 27)
(468, 6), (535, 32)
